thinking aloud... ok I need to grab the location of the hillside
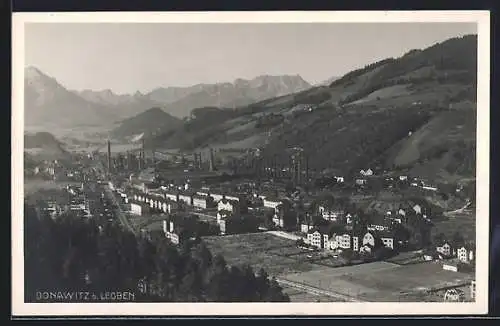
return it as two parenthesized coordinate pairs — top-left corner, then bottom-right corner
(158, 75), (312, 118)
(24, 131), (70, 161)
(111, 107), (183, 141)
(151, 34), (477, 183)
(24, 67), (119, 128)
(75, 89), (164, 119)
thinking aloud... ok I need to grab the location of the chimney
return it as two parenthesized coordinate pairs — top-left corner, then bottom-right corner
(107, 140), (111, 174)
(209, 148), (215, 172)
(141, 137), (146, 168)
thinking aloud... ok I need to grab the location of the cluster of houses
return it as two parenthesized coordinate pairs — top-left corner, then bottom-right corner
(429, 240), (476, 273)
(260, 193), (441, 257)
(38, 183), (99, 219)
(114, 181), (258, 237)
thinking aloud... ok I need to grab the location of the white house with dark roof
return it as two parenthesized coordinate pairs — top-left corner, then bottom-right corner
(436, 241), (453, 257)
(457, 245), (475, 263)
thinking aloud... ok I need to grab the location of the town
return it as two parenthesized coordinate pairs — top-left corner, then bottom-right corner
(24, 137), (476, 303)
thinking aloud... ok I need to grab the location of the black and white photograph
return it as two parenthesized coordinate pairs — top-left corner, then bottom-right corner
(12, 11), (490, 316)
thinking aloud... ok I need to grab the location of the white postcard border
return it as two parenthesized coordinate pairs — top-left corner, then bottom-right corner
(11, 10), (491, 316)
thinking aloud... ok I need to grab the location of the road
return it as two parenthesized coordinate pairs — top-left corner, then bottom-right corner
(93, 159), (138, 236)
(103, 185), (138, 236)
(275, 278), (366, 302)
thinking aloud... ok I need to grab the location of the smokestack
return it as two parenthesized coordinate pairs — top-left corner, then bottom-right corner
(305, 154), (309, 181)
(197, 153), (202, 169)
(107, 140), (111, 174)
(209, 148), (215, 172)
(141, 137), (146, 168)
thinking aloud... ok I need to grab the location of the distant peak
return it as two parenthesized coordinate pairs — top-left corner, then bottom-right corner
(25, 66), (47, 79)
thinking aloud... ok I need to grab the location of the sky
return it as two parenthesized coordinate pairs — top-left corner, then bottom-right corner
(24, 22), (477, 95)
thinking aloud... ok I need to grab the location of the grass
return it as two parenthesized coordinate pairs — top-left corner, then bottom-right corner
(202, 232), (322, 276)
(280, 261), (474, 302)
(431, 211), (476, 242)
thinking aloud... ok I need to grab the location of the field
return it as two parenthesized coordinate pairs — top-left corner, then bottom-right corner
(280, 261), (474, 302)
(202, 232), (324, 276)
(431, 211), (476, 242)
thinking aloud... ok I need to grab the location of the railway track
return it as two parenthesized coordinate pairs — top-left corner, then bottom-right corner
(275, 278), (366, 302)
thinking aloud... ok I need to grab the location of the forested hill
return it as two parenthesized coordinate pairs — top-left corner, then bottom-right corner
(24, 205), (290, 303)
(150, 34), (477, 183)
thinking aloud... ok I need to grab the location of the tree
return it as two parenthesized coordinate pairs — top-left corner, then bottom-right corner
(452, 231), (465, 248)
(433, 232), (447, 246)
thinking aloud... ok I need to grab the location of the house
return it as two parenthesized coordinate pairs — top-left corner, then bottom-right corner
(318, 205), (345, 222)
(436, 241), (453, 257)
(457, 245), (475, 263)
(263, 198), (282, 211)
(217, 198), (241, 222)
(192, 195), (213, 209)
(334, 176), (345, 183)
(164, 192), (178, 202)
(362, 231), (376, 248)
(360, 168), (373, 177)
(399, 175), (408, 181)
(367, 216), (391, 232)
(355, 179), (367, 186)
(210, 193), (225, 202)
(130, 202), (151, 216)
(423, 250), (439, 261)
(178, 193), (193, 206)
(272, 200), (297, 230)
(300, 214), (315, 233)
(334, 233), (356, 251)
(307, 228), (330, 249)
(412, 204), (422, 215)
(470, 280), (476, 300)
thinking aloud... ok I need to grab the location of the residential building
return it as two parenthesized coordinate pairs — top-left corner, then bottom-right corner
(192, 195), (213, 209)
(307, 229), (330, 249)
(300, 214), (314, 233)
(362, 232), (376, 247)
(164, 192), (178, 202)
(437, 241), (453, 257)
(130, 202), (151, 216)
(272, 200), (297, 230)
(470, 280), (476, 300)
(210, 193), (225, 202)
(178, 193), (193, 206)
(263, 198), (282, 211)
(355, 179), (367, 185)
(367, 216), (391, 232)
(457, 245), (475, 263)
(217, 199), (241, 222)
(318, 205), (344, 222)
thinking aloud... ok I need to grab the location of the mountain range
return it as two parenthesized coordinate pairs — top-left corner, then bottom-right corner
(24, 67), (313, 128)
